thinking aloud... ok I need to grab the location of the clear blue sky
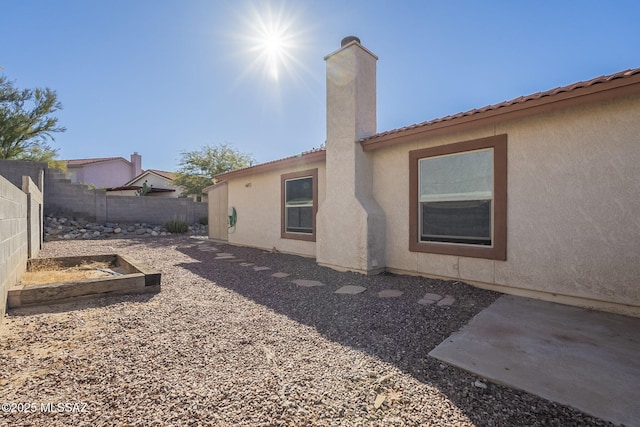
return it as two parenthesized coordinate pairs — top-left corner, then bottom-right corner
(2, 0), (638, 172)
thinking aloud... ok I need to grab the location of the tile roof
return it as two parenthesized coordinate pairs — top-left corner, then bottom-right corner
(146, 169), (177, 180)
(124, 169), (177, 186)
(360, 67), (640, 148)
(65, 157), (128, 166)
(213, 148), (326, 181)
(212, 66), (640, 177)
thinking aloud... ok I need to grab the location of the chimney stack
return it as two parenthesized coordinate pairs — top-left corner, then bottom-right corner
(130, 152), (142, 178)
(316, 36), (387, 274)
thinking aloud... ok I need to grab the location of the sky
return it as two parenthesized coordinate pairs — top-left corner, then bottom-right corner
(1, 0), (639, 172)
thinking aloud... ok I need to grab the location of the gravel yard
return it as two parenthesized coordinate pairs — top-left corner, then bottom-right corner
(1, 237), (612, 426)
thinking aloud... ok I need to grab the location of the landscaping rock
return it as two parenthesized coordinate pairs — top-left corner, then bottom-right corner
(42, 214), (208, 241)
(0, 237), (609, 427)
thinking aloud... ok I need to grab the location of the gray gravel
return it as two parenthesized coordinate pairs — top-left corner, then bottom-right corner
(0, 237), (614, 426)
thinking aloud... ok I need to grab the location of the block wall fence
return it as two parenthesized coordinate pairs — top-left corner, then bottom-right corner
(0, 160), (207, 224)
(0, 174), (43, 322)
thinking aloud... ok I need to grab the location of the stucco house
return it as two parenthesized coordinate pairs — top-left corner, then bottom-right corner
(205, 37), (640, 317)
(65, 152), (142, 188)
(106, 169), (181, 197)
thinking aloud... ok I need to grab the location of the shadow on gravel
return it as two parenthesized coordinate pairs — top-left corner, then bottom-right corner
(174, 241), (610, 426)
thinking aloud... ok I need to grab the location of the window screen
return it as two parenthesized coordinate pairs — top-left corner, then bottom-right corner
(419, 149), (493, 245)
(285, 177), (313, 234)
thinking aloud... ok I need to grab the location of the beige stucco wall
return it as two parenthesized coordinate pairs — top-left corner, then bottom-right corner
(373, 94), (640, 315)
(225, 161), (326, 257)
(207, 182), (228, 241)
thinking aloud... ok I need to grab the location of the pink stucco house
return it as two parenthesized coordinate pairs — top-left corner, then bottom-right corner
(65, 152), (142, 188)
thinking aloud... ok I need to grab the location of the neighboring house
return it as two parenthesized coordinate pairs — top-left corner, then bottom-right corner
(65, 152), (142, 188)
(107, 169), (180, 197)
(106, 169), (207, 201)
(205, 37), (640, 317)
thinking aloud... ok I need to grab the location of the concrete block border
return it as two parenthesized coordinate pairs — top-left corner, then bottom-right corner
(7, 253), (160, 308)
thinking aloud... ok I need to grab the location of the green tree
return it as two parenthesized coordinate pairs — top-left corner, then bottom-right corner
(136, 180), (152, 196)
(174, 143), (254, 197)
(0, 74), (66, 164)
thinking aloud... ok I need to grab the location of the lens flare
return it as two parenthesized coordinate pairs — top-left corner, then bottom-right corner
(237, 3), (307, 83)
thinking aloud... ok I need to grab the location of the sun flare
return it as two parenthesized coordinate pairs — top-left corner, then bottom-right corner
(239, 4), (305, 82)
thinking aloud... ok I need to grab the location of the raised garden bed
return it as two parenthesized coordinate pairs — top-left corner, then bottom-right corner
(8, 254), (160, 308)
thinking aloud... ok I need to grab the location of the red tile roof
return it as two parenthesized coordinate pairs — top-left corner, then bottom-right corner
(361, 67), (640, 150)
(214, 148), (326, 181)
(65, 157), (128, 166)
(124, 169), (177, 186)
(146, 169), (177, 180)
(214, 66), (640, 177)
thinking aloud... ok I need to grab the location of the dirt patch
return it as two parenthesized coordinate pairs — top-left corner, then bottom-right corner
(20, 260), (114, 286)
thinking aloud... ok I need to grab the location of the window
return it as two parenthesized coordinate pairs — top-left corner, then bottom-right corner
(409, 135), (507, 260)
(281, 169), (318, 241)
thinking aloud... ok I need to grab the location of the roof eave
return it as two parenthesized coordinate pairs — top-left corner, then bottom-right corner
(361, 71), (640, 151)
(203, 180), (227, 193)
(214, 150), (326, 181)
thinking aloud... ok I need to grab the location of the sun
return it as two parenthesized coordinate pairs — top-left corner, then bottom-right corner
(258, 28), (288, 80)
(239, 4), (305, 82)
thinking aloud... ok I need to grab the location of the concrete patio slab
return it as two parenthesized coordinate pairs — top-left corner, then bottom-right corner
(429, 295), (640, 427)
(335, 285), (366, 294)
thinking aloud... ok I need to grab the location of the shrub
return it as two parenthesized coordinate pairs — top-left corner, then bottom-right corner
(164, 219), (189, 234)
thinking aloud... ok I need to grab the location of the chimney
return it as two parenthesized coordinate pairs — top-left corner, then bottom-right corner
(316, 36), (386, 274)
(130, 152), (142, 178)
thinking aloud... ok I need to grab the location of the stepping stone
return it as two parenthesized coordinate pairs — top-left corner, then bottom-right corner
(239, 262), (254, 267)
(422, 293), (443, 302)
(335, 285), (366, 295)
(437, 295), (456, 306)
(378, 289), (403, 298)
(292, 279), (325, 288)
(217, 253), (233, 257)
(417, 299), (436, 305)
(253, 266), (271, 271)
(198, 246), (219, 251)
(271, 272), (289, 278)
(215, 255), (236, 260)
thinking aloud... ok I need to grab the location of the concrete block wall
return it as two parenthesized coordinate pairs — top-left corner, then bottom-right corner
(0, 175), (28, 321)
(22, 176), (43, 259)
(106, 195), (207, 224)
(0, 159), (46, 191)
(45, 169), (102, 219)
(1, 159), (207, 226)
